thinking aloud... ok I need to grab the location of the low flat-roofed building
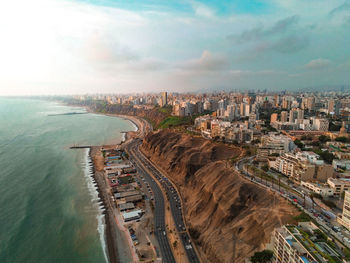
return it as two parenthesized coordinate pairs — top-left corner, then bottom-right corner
(257, 133), (296, 161)
(118, 202), (135, 212)
(112, 184), (135, 193)
(125, 194), (143, 203)
(119, 190), (140, 198)
(114, 190), (140, 199)
(327, 178), (350, 196)
(334, 152), (350, 160)
(122, 209), (142, 222)
(104, 163), (132, 170)
(300, 181), (333, 197)
(332, 159), (350, 170)
(106, 168), (123, 177)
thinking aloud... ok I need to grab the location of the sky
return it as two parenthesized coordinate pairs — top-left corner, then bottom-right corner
(0, 0), (350, 95)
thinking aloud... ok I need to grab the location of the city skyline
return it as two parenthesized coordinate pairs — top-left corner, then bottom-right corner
(1, 0), (350, 95)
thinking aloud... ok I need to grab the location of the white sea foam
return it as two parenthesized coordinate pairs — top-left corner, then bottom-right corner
(121, 132), (126, 142)
(82, 148), (108, 263)
(131, 121), (138, 132)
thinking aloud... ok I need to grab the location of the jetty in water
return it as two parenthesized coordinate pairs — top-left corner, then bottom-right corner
(48, 112), (88, 116)
(70, 145), (93, 149)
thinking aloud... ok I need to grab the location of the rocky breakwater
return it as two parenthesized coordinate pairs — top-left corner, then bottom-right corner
(141, 130), (298, 263)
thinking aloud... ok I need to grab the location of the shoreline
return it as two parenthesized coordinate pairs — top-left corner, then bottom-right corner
(64, 102), (148, 263)
(88, 147), (119, 263)
(89, 116), (144, 263)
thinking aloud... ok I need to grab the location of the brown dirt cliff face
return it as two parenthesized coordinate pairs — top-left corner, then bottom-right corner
(141, 130), (298, 263)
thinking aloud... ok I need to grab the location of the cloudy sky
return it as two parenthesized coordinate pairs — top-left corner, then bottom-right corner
(0, 0), (350, 95)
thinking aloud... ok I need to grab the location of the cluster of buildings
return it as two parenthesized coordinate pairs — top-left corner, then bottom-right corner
(75, 90), (350, 120)
(194, 115), (259, 143)
(103, 149), (144, 223)
(257, 132), (296, 161)
(269, 151), (334, 183)
(272, 222), (344, 263)
(270, 109), (330, 132)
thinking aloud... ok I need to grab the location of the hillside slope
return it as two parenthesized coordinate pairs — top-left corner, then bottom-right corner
(141, 130), (298, 262)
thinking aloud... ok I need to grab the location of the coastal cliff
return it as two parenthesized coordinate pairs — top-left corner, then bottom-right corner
(65, 98), (168, 128)
(141, 130), (298, 263)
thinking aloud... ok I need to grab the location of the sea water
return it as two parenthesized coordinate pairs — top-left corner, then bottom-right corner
(0, 98), (135, 263)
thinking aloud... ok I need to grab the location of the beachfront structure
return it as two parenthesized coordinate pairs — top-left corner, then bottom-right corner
(118, 202), (135, 212)
(338, 191), (350, 230)
(122, 209), (143, 222)
(114, 190), (141, 199)
(273, 224), (339, 263)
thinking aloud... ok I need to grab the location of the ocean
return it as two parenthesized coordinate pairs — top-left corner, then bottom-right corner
(0, 98), (135, 263)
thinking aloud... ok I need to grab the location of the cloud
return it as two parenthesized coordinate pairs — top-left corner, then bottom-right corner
(304, 58), (331, 70)
(82, 34), (138, 65)
(227, 15), (299, 43)
(229, 69), (285, 77)
(329, 3), (350, 25)
(1, 0), (350, 95)
(178, 50), (228, 71)
(329, 3), (350, 16)
(272, 35), (309, 53)
(190, 1), (215, 18)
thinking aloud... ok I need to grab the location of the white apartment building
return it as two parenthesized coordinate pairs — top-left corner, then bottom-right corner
(272, 152), (333, 183)
(338, 191), (350, 230)
(257, 133), (296, 161)
(273, 226), (318, 263)
(313, 118), (329, 131)
(300, 181), (333, 197)
(327, 178), (350, 196)
(332, 159), (350, 170)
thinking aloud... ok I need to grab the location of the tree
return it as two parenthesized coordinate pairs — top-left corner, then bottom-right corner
(329, 122), (341, 132)
(250, 250), (274, 263)
(318, 135), (331, 143)
(311, 141), (320, 147)
(262, 164), (269, 172)
(251, 139), (261, 145)
(319, 151), (335, 164)
(301, 135), (312, 141)
(336, 137), (348, 143)
(294, 139), (304, 149)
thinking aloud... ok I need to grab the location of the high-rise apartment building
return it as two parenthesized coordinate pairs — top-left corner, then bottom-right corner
(289, 109), (298, 124)
(338, 191), (350, 230)
(273, 226), (317, 263)
(313, 118), (329, 131)
(270, 113), (278, 123)
(281, 111), (288, 123)
(297, 108), (304, 120)
(161, 92), (167, 106)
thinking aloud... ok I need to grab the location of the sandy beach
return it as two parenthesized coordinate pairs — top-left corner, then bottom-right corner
(65, 102), (152, 263)
(88, 113), (151, 263)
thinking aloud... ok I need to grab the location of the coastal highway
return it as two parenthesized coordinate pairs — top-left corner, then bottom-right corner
(127, 141), (176, 263)
(127, 139), (201, 263)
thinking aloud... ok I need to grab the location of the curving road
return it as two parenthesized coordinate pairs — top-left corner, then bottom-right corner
(127, 141), (176, 263)
(127, 139), (200, 263)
